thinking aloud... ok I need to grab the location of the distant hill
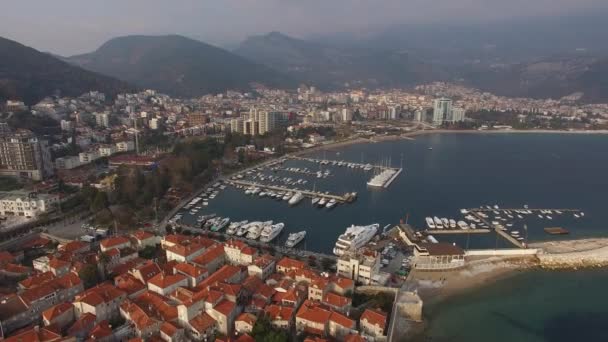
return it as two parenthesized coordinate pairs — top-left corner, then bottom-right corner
(0, 36), (134, 104)
(66, 35), (295, 97)
(235, 32), (446, 89)
(451, 56), (608, 102)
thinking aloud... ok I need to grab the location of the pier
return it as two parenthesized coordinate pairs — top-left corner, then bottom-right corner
(229, 180), (354, 203)
(425, 229), (491, 234)
(288, 156), (393, 171)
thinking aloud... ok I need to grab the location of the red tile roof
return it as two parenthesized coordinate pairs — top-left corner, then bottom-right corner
(192, 243), (225, 266)
(265, 304), (294, 321)
(114, 273), (146, 296)
(174, 262), (207, 278)
(0, 251), (15, 264)
(361, 308), (387, 328)
(323, 292), (351, 308)
(161, 321), (180, 337)
(236, 312), (257, 326)
(131, 230), (154, 241)
(276, 257), (305, 271)
(4, 325), (62, 342)
(134, 291), (178, 322)
(48, 257), (71, 270)
(89, 320), (113, 339)
(329, 311), (355, 328)
(296, 300), (331, 324)
(196, 265), (240, 290)
(75, 283), (125, 307)
(213, 299), (236, 316)
(344, 334), (366, 342)
(148, 272), (187, 289)
(236, 334), (256, 342)
(67, 312), (96, 336)
(121, 299), (159, 331)
(42, 302), (73, 322)
(189, 312), (216, 333)
(100, 236), (130, 250)
(131, 261), (162, 282)
(60, 241), (89, 253)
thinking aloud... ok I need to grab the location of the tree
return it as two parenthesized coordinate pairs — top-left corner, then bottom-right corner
(139, 245), (158, 260)
(91, 191), (109, 212)
(78, 264), (99, 289)
(320, 257), (335, 271)
(251, 316), (288, 342)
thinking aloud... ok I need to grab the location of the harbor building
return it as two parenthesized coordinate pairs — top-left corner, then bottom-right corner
(0, 129), (53, 181)
(412, 243), (465, 270)
(432, 98), (452, 126)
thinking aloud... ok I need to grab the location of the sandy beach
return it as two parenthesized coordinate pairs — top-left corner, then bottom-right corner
(407, 256), (537, 304)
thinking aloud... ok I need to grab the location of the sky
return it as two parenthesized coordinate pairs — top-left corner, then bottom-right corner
(1, 0), (607, 55)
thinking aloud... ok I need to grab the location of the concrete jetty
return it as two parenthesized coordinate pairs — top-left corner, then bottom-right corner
(230, 179), (354, 203)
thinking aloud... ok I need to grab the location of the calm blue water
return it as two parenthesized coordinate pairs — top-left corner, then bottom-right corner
(423, 269), (608, 342)
(182, 133), (608, 253)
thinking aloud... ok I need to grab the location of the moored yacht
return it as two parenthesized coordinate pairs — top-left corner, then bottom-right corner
(285, 231), (306, 248)
(260, 223), (285, 242)
(425, 217), (436, 229)
(333, 223), (379, 256)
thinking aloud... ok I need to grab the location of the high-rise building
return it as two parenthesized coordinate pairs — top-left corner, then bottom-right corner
(341, 108), (352, 122)
(94, 112), (110, 128)
(414, 110), (423, 122)
(230, 118), (244, 134)
(432, 98), (452, 126)
(451, 107), (466, 122)
(258, 111), (278, 135)
(0, 130), (53, 181)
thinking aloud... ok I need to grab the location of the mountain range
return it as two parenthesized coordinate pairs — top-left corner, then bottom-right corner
(65, 35), (295, 98)
(0, 36), (133, 105)
(234, 32), (446, 89)
(1, 29), (607, 104)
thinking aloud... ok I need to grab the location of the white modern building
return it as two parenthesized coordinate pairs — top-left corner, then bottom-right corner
(432, 98), (452, 126)
(0, 191), (60, 218)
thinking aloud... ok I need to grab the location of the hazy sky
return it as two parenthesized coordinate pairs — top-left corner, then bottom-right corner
(1, 0), (606, 55)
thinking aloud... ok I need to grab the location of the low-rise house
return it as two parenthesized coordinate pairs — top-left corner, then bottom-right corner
(235, 312), (257, 334)
(42, 302), (75, 330)
(276, 257), (306, 273)
(67, 312), (97, 339)
(120, 299), (162, 339)
(188, 312), (217, 341)
(264, 304), (294, 330)
(322, 292), (352, 314)
(147, 272), (188, 296)
(129, 261), (162, 284)
(296, 300), (331, 336)
(114, 273), (146, 299)
(166, 240), (208, 262)
(327, 311), (356, 339)
(160, 321), (184, 342)
(3, 325), (63, 342)
(224, 240), (256, 265)
(89, 320), (114, 342)
(48, 257), (71, 276)
(100, 236), (131, 252)
(209, 299), (238, 335)
(191, 243), (225, 273)
(337, 250), (381, 285)
(360, 308), (387, 338)
(131, 230), (160, 250)
(174, 262), (208, 287)
(73, 283), (127, 322)
(247, 254), (275, 280)
(59, 241), (91, 255)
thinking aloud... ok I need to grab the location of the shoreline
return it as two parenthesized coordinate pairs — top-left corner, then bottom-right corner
(303, 128), (608, 153)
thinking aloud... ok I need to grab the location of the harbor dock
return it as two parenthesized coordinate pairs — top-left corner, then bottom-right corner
(230, 179), (354, 203)
(425, 229), (491, 234)
(288, 156), (394, 171)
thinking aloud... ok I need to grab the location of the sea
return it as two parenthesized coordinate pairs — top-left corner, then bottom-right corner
(182, 133), (608, 341)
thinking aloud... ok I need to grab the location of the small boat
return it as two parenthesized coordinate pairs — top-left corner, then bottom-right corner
(318, 198), (327, 207)
(311, 197), (320, 205)
(426, 217), (436, 229)
(457, 221), (469, 229)
(538, 215), (544, 219)
(434, 217), (444, 229)
(326, 199), (337, 209)
(574, 213), (580, 218)
(449, 219), (456, 229)
(460, 209), (469, 214)
(546, 215), (553, 220)
(580, 212), (585, 217)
